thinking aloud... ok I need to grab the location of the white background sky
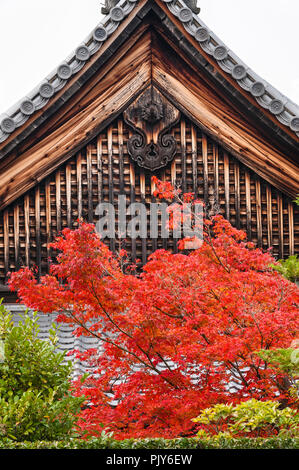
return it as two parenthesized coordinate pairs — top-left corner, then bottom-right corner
(0, 0), (298, 115)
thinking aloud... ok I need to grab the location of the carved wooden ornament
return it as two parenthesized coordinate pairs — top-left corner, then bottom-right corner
(124, 87), (180, 171)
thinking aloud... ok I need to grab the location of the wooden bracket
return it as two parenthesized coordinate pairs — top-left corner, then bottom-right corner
(124, 87), (180, 171)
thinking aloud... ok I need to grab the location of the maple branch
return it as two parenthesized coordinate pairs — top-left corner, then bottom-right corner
(88, 282), (178, 385)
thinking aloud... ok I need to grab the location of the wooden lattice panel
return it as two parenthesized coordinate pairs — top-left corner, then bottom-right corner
(0, 115), (298, 284)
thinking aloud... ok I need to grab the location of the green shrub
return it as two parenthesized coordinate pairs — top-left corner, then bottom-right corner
(192, 399), (299, 439)
(0, 301), (85, 441)
(0, 436), (298, 449)
(271, 255), (299, 283)
(256, 347), (299, 400)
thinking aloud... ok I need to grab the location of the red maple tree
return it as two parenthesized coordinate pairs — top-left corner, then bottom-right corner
(8, 178), (299, 439)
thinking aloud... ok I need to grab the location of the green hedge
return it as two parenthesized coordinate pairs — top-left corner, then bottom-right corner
(0, 437), (298, 449)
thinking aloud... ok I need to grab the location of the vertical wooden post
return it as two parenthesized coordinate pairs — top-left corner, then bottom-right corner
(87, 145), (93, 224)
(224, 152), (230, 221)
(45, 179), (51, 270)
(255, 177), (262, 248)
(3, 210), (9, 276)
(171, 157), (178, 254)
(171, 159), (176, 187)
(160, 170), (168, 251)
(56, 170), (61, 233)
(35, 186), (41, 280)
(118, 119), (124, 195)
(97, 138), (103, 205)
(266, 185), (272, 249)
(191, 125), (197, 197)
(245, 170), (252, 240)
(277, 192), (284, 259)
(202, 133), (209, 208)
(107, 127), (114, 251)
(76, 153), (82, 221)
(13, 204), (20, 270)
(151, 176), (157, 254)
(288, 202), (294, 256)
(234, 162), (240, 229)
(213, 143), (219, 208)
(130, 163), (136, 262)
(24, 194), (30, 268)
(140, 169), (147, 265)
(66, 163), (72, 228)
(181, 119), (187, 194)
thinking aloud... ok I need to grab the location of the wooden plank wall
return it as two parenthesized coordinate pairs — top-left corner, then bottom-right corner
(0, 115), (298, 284)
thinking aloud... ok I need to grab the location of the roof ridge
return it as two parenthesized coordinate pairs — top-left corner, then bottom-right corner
(0, 0), (298, 144)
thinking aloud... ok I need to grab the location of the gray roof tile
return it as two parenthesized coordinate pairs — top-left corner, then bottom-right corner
(0, 0), (298, 145)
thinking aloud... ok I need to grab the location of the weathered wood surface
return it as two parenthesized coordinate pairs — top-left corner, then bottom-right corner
(0, 21), (298, 291)
(124, 86), (180, 171)
(0, 115), (298, 286)
(155, 0), (299, 144)
(0, 27), (152, 210)
(0, 27), (298, 213)
(0, 0), (149, 154)
(151, 33), (299, 198)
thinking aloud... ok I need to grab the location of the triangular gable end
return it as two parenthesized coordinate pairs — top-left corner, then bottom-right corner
(0, 0), (298, 207)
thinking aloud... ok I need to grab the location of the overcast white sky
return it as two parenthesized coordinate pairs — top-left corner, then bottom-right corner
(0, 0), (298, 115)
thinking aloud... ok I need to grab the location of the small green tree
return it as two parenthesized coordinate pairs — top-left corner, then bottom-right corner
(0, 301), (85, 441)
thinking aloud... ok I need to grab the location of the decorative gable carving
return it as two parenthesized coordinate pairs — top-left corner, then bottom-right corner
(123, 87), (180, 171)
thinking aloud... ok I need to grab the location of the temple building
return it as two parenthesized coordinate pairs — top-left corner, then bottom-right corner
(0, 0), (298, 362)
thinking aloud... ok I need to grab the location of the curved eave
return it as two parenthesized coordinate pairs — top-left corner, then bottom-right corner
(0, 0), (298, 160)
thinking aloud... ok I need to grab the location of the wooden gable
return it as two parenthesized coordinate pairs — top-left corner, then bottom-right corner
(0, 112), (298, 284)
(0, 0), (298, 297)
